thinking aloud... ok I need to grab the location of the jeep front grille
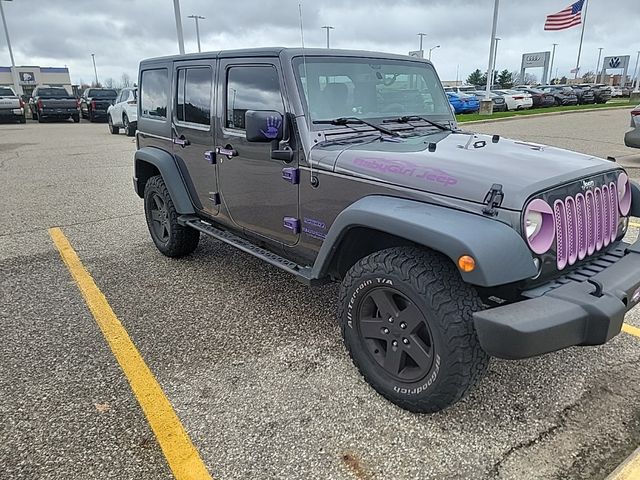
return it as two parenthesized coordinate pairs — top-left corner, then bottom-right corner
(553, 182), (618, 270)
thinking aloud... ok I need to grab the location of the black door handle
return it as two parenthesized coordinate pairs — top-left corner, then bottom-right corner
(172, 135), (190, 147)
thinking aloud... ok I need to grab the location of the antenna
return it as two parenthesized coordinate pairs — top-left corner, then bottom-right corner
(298, 2), (317, 185)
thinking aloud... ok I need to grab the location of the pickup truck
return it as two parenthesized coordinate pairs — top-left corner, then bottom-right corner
(0, 86), (26, 123)
(29, 87), (79, 123)
(80, 88), (118, 122)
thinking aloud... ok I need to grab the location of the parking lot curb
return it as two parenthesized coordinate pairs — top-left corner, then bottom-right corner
(606, 445), (640, 479)
(460, 105), (633, 125)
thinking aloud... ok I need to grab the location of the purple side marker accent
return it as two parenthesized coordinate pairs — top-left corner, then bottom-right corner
(283, 217), (300, 234)
(282, 167), (300, 184)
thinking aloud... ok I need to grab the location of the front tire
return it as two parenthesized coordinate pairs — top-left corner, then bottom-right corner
(143, 175), (199, 257)
(19, 115), (26, 124)
(338, 247), (489, 413)
(123, 114), (135, 137)
(108, 115), (119, 134)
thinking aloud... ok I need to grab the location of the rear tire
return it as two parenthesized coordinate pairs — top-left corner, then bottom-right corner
(37, 112), (45, 123)
(19, 115), (26, 124)
(108, 115), (119, 134)
(72, 114), (80, 123)
(143, 175), (200, 258)
(338, 247), (489, 413)
(123, 114), (135, 137)
(88, 110), (95, 122)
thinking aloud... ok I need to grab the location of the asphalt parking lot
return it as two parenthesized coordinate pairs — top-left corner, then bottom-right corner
(2, 108), (640, 480)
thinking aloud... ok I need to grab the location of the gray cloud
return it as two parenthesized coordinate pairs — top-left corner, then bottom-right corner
(0, 0), (638, 85)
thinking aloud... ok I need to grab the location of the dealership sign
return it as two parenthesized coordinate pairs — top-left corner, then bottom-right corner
(18, 71), (36, 84)
(519, 51), (552, 84)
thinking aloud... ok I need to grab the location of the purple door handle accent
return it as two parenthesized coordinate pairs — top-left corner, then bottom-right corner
(282, 167), (300, 184)
(204, 150), (216, 164)
(215, 146), (238, 158)
(172, 135), (190, 147)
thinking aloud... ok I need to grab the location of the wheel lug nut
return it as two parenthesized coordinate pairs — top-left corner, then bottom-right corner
(402, 338), (409, 345)
(382, 327), (389, 334)
(400, 322), (407, 329)
(392, 340), (398, 347)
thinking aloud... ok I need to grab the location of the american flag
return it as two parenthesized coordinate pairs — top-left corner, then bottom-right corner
(544, 0), (585, 31)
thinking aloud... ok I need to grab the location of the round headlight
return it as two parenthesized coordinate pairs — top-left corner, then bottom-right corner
(618, 172), (631, 216)
(524, 199), (555, 254)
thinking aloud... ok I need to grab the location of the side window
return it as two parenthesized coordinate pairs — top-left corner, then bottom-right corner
(140, 68), (168, 120)
(176, 67), (212, 127)
(226, 65), (283, 130)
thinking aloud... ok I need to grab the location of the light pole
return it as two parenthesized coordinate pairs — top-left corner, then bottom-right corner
(417, 33), (427, 58)
(482, 0), (500, 115)
(188, 15), (205, 53)
(633, 50), (640, 92)
(0, 0), (21, 95)
(490, 37), (501, 87)
(595, 47), (603, 83)
(428, 45), (440, 61)
(549, 43), (558, 84)
(321, 26), (334, 48)
(91, 53), (99, 86)
(172, 0), (185, 54)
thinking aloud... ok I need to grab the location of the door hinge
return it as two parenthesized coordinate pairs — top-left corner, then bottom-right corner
(283, 217), (300, 234)
(282, 167), (299, 184)
(209, 192), (220, 205)
(482, 183), (504, 217)
(204, 150), (216, 164)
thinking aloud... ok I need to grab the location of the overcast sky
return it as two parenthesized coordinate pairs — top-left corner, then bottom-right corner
(0, 0), (638, 85)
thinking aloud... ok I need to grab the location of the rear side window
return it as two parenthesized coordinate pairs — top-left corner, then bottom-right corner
(0, 87), (14, 96)
(226, 65), (283, 130)
(141, 68), (168, 119)
(176, 67), (212, 126)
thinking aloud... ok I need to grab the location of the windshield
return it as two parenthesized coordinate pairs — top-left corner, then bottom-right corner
(37, 88), (70, 97)
(293, 57), (453, 125)
(89, 89), (117, 98)
(0, 87), (15, 96)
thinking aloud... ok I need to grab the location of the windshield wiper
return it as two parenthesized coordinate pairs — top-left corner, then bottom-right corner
(383, 115), (454, 132)
(313, 117), (401, 137)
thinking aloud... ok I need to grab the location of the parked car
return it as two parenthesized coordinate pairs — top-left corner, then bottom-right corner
(80, 88), (118, 122)
(624, 105), (640, 148)
(473, 90), (508, 112)
(492, 89), (533, 110)
(445, 91), (480, 113)
(134, 47), (640, 413)
(107, 87), (137, 136)
(570, 85), (595, 104)
(514, 87), (555, 108)
(591, 84), (612, 104)
(610, 86), (624, 98)
(29, 86), (79, 123)
(540, 86), (578, 106)
(0, 86), (26, 123)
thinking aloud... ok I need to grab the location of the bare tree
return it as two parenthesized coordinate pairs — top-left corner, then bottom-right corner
(103, 78), (115, 88)
(120, 73), (132, 88)
(581, 71), (596, 83)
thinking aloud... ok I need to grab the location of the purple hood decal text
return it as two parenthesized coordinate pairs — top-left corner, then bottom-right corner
(353, 158), (458, 186)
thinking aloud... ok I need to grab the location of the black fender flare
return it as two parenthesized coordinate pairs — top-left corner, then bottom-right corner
(133, 147), (195, 214)
(310, 196), (537, 287)
(629, 180), (640, 217)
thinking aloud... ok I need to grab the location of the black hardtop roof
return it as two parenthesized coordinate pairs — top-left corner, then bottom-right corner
(140, 47), (430, 66)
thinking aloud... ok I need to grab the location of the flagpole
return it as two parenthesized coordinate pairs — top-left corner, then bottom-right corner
(574, 0), (589, 79)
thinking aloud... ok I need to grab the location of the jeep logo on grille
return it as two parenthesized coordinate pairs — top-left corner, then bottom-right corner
(581, 179), (595, 190)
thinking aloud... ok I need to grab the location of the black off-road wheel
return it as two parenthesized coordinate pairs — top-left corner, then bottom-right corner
(338, 247), (489, 413)
(123, 114), (135, 137)
(108, 115), (119, 134)
(144, 175), (199, 257)
(72, 114), (80, 123)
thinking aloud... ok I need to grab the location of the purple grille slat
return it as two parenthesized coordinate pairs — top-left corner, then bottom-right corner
(565, 196), (578, 265)
(554, 200), (568, 270)
(609, 182), (618, 243)
(602, 184), (611, 247)
(594, 187), (603, 251)
(575, 193), (587, 260)
(585, 190), (596, 255)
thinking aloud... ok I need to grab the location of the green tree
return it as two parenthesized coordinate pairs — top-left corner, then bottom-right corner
(467, 69), (483, 86)
(497, 70), (514, 88)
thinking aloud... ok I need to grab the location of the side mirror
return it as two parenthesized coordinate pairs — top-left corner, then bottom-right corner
(245, 110), (283, 142)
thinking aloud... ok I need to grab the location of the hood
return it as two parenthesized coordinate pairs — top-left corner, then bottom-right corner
(316, 131), (620, 210)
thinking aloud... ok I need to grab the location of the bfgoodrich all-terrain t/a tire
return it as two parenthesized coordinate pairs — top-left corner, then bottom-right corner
(144, 175), (200, 257)
(338, 247), (489, 413)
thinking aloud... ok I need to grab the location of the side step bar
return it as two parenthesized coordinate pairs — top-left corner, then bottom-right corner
(179, 215), (318, 285)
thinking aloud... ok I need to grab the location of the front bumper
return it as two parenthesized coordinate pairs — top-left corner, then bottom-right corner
(626, 128), (640, 148)
(474, 240), (640, 359)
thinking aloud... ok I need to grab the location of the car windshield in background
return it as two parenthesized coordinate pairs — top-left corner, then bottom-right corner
(293, 57), (452, 125)
(0, 87), (15, 96)
(90, 89), (117, 97)
(37, 88), (70, 97)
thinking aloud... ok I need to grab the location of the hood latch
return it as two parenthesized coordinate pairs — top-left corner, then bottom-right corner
(482, 184), (504, 217)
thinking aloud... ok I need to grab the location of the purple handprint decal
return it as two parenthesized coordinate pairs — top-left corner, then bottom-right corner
(261, 115), (281, 139)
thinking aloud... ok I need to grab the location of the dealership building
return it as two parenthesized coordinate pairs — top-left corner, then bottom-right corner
(0, 66), (73, 98)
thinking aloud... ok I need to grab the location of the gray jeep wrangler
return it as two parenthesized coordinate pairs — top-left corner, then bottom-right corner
(133, 48), (640, 413)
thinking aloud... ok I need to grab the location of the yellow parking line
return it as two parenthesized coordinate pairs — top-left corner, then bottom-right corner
(49, 227), (212, 480)
(629, 222), (640, 229)
(606, 446), (640, 480)
(622, 323), (640, 338)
